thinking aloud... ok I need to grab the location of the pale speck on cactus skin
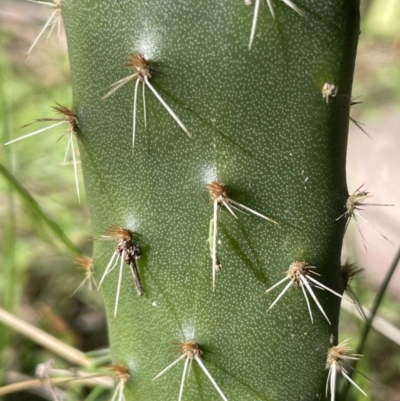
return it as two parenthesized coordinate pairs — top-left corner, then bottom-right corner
(207, 181), (277, 290)
(337, 185), (394, 250)
(321, 83), (338, 104)
(98, 227), (144, 319)
(152, 341), (229, 401)
(101, 53), (191, 151)
(4, 103), (82, 203)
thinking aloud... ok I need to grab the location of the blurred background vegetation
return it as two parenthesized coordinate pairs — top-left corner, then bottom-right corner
(0, 0), (399, 400)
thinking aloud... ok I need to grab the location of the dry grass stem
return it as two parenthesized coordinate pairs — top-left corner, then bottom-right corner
(0, 307), (92, 367)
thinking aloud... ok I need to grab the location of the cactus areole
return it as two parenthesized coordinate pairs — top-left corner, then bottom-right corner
(63, 0), (360, 399)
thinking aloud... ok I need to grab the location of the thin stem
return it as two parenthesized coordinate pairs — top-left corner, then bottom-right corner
(0, 378), (58, 397)
(341, 301), (400, 346)
(0, 307), (92, 367)
(340, 245), (400, 399)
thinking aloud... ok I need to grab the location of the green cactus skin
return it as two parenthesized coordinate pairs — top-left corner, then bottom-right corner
(62, 0), (360, 399)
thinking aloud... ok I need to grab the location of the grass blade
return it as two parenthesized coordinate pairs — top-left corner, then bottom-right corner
(0, 163), (81, 255)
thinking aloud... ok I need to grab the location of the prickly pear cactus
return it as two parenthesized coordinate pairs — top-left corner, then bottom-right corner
(61, 0), (360, 400)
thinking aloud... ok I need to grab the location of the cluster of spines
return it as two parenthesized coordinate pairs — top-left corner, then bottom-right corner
(325, 340), (367, 401)
(9, 1), (389, 400)
(152, 341), (229, 401)
(98, 227), (144, 319)
(4, 103), (81, 202)
(262, 261), (344, 325)
(207, 180), (277, 289)
(101, 53), (191, 151)
(109, 365), (130, 401)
